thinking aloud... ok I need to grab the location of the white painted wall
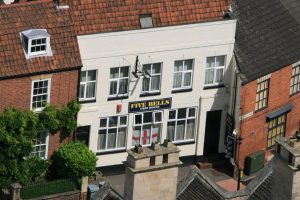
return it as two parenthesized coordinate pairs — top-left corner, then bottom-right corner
(77, 20), (237, 167)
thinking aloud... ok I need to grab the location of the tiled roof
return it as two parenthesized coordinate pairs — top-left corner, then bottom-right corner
(0, 0), (82, 79)
(233, 0), (300, 83)
(61, 0), (232, 35)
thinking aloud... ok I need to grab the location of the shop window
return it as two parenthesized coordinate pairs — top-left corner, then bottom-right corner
(98, 115), (128, 151)
(141, 63), (162, 94)
(204, 55), (226, 86)
(79, 70), (97, 101)
(167, 107), (196, 142)
(31, 130), (48, 159)
(132, 111), (162, 146)
(31, 79), (51, 111)
(255, 74), (270, 111)
(290, 64), (300, 95)
(267, 114), (286, 148)
(109, 66), (129, 97)
(173, 59), (194, 90)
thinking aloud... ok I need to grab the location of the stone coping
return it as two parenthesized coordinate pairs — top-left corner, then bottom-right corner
(124, 161), (182, 174)
(275, 138), (300, 156)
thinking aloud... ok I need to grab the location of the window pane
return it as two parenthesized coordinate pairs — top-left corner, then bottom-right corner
(107, 129), (117, 149)
(206, 57), (215, 68)
(142, 77), (150, 92)
(152, 124), (161, 143)
(151, 75), (160, 91)
(86, 82), (96, 98)
(154, 112), (162, 122)
(183, 72), (191, 87)
(87, 70), (96, 81)
(174, 61), (183, 72)
(100, 118), (107, 128)
(205, 69), (214, 84)
(120, 116), (127, 126)
(142, 125), (151, 145)
(79, 84), (85, 98)
(117, 127), (126, 148)
(167, 122), (176, 141)
(135, 114), (142, 125)
(132, 127), (141, 145)
(188, 108), (196, 117)
(110, 81), (118, 95)
(186, 119), (195, 139)
(143, 64), (151, 74)
(109, 117), (118, 127)
(120, 67), (129, 78)
(176, 120), (185, 140)
(80, 72), (86, 82)
(169, 110), (176, 119)
(216, 56), (225, 66)
(178, 108), (187, 119)
(152, 63), (161, 74)
(119, 79), (128, 94)
(184, 59), (193, 70)
(215, 69), (224, 83)
(144, 112), (152, 123)
(173, 73), (182, 88)
(110, 68), (119, 78)
(98, 130), (106, 150)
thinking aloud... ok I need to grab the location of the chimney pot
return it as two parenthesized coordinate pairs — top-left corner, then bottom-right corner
(134, 144), (143, 154)
(163, 139), (173, 148)
(151, 142), (160, 151)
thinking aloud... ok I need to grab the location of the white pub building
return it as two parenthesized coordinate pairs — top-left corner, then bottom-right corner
(72, 0), (237, 167)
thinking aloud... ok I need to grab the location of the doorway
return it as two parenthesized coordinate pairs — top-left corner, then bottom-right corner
(203, 110), (222, 156)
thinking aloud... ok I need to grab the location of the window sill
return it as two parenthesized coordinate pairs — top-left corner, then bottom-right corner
(140, 92), (161, 97)
(290, 90), (300, 98)
(171, 88), (193, 94)
(96, 149), (127, 155)
(79, 99), (96, 104)
(254, 107), (267, 114)
(203, 83), (225, 90)
(173, 140), (195, 146)
(107, 95), (129, 101)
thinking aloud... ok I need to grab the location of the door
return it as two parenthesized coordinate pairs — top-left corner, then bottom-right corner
(203, 110), (222, 156)
(75, 126), (90, 146)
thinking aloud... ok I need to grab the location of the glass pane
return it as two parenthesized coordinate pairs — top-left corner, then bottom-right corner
(184, 59), (193, 70)
(135, 114), (142, 125)
(142, 125), (151, 145)
(86, 82), (96, 98)
(98, 130), (106, 150)
(87, 70), (96, 81)
(167, 122), (175, 141)
(144, 112), (152, 123)
(120, 67), (129, 78)
(216, 56), (225, 66)
(169, 110), (176, 119)
(154, 112), (162, 122)
(183, 72), (191, 87)
(152, 124), (161, 143)
(152, 63), (161, 74)
(186, 119), (195, 139)
(178, 108), (187, 119)
(120, 116), (127, 126)
(79, 84), (85, 98)
(110, 81), (117, 95)
(142, 77), (150, 92)
(206, 57), (215, 68)
(143, 64), (151, 74)
(205, 69), (214, 84)
(110, 68), (119, 79)
(100, 118), (107, 128)
(174, 61), (183, 72)
(151, 75), (160, 91)
(132, 127), (141, 145)
(176, 120), (185, 140)
(107, 129), (117, 149)
(119, 79), (128, 94)
(173, 73), (182, 88)
(117, 127), (126, 148)
(188, 108), (196, 117)
(80, 72), (86, 82)
(109, 116), (118, 127)
(215, 69), (224, 83)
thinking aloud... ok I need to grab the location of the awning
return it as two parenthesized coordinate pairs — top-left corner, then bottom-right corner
(266, 103), (294, 121)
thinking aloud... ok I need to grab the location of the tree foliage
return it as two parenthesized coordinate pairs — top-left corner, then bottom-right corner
(52, 141), (97, 179)
(0, 100), (80, 188)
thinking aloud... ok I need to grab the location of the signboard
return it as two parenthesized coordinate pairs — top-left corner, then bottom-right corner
(128, 98), (172, 113)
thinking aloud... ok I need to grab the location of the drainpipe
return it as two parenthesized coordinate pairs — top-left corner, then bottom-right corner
(194, 96), (202, 164)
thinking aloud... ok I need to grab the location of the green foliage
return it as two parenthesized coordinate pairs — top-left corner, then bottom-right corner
(0, 100), (80, 188)
(52, 141), (97, 179)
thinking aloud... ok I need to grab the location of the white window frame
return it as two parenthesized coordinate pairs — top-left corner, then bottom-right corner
(172, 59), (194, 90)
(167, 107), (197, 143)
(79, 70), (97, 101)
(132, 111), (163, 146)
(109, 66), (130, 98)
(290, 64), (300, 95)
(20, 29), (52, 59)
(204, 55), (226, 86)
(141, 63), (162, 94)
(31, 130), (49, 159)
(31, 78), (51, 112)
(97, 115), (128, 152)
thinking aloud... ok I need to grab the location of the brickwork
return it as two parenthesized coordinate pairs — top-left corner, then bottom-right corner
(0, 69), (79, 158)
(238, 65), (300, 168)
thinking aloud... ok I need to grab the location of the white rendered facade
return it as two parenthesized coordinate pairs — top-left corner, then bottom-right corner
(77, 19), (237, 167)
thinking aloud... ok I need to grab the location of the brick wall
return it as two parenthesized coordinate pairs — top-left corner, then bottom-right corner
(237, 65), (300, 168)
(0, 69), (79, 158)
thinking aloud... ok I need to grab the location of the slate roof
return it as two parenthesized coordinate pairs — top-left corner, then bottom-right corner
(60, 0), (232, 35)
(233, 0), (300, 83)
(0, 0), (82, 79)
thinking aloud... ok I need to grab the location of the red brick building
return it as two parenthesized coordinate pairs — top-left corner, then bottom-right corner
(233, 0), (300, 168)
(0, 0), (82, 158)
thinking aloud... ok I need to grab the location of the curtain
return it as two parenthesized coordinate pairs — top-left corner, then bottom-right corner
(173, 73), (182, 88)
(186, 119), (195, 139)
(119, 79), (128, 94)
(132, 127), (141, 146)
(151, 75), (160, 91)
(79, 84), (85, 98)
(152, 124), (161, 143)
(98, 130), (107, 150)
(117, 127), (126, 148)
(142, 77), (150, 92)
(183, 72), (191, 87)
(86, 82), (95, 98)
(205, 69), (214, 84)
(167, 122), (175, 141)
(107, 128), (117, 149)
(215, 68), (223, 83)
(142, 125), (151, 145)
(110, 81), (117, 95)
(176, 121), (185, 140)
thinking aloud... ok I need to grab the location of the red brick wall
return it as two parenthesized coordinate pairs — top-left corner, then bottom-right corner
(0, 70), (79, 158)
(237, 65), (300, 168)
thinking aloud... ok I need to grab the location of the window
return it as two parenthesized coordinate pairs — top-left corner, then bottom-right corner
(109, 66), (129, 97)
(290, 64), (300, 95)
(205, 55), (226, 85)
(140, 15), (153, 28)
(255, 75), (270, 111)
(20, 29), (52, 59)
(173, 59), (194, 90)
(31, 130), (48, 159)
(142, 63), (162, 93)
(31, 79), (50, 111)
(267, 114), (286, 148)
(79, 70), (97, 101)
(167, 107), (196, 142)
(133, 111), (162, 146)
(98, 115), (128, 151)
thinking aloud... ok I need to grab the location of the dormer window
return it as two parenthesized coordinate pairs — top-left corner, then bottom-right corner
(20, 29), (52, 59)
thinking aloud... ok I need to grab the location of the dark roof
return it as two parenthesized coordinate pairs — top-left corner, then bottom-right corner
(91, 181), (123, 200)
(0, 0), (82, 79)
(60, 0), (232, 35)
(234, 0), (300, 83)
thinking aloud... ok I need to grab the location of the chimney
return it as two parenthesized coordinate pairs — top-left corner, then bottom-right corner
(272, 136), (300, 200)
(123, 140), (182, 200)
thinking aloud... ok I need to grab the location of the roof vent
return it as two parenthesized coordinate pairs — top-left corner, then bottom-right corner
(140, 14), (153, 28)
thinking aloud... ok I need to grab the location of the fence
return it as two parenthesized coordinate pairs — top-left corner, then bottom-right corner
(20, 179), (81, 199)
